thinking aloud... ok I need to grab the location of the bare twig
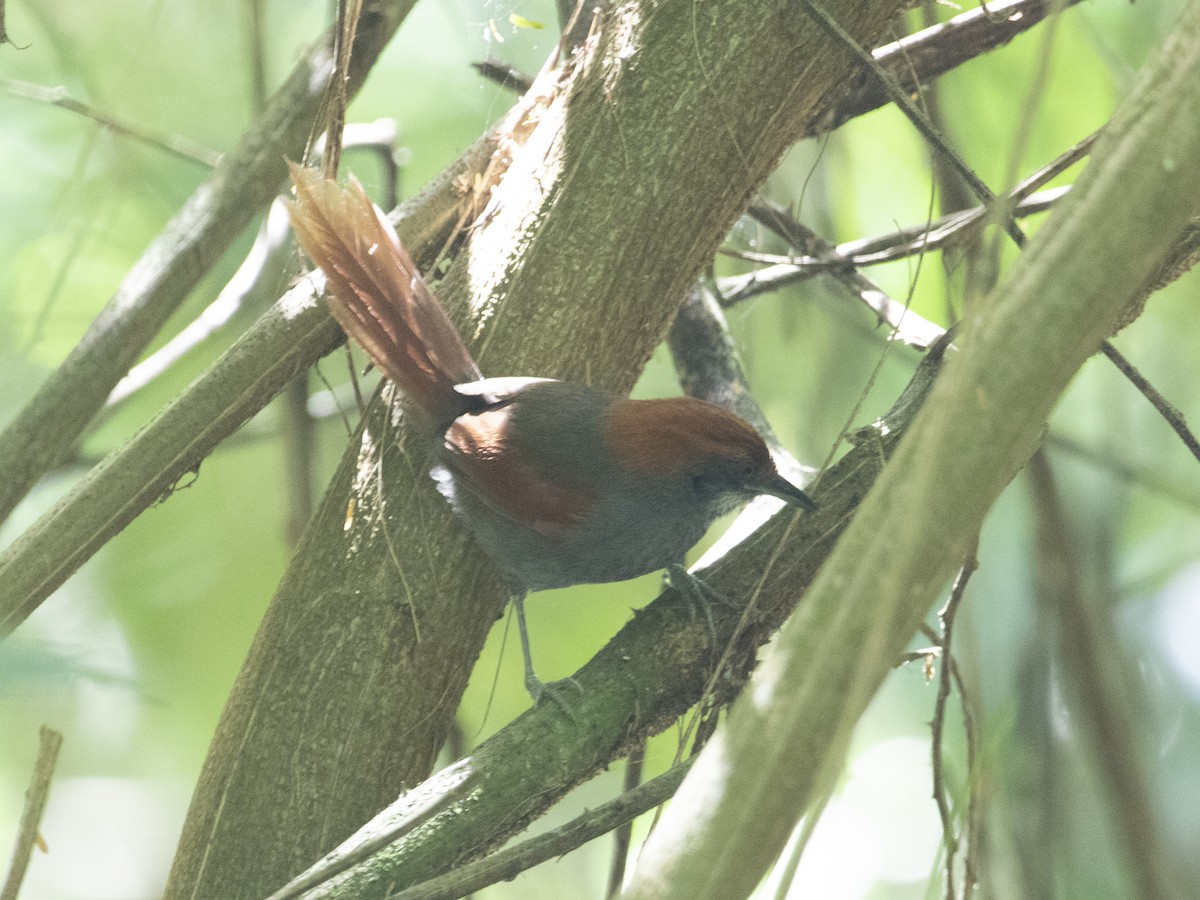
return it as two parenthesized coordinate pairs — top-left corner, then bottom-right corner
(2, 726), (64, 900)
(955, 647), (982, 900)
(1100, 341), (1200, 466)
(0, 0), (16, 47)
(800, 0), (1024, 247)
(1, 78), (220, 167)
(1046, 432), (1200, 511)
(728, 188), (1061, 273)
(473, 58), (535, 94)
(607, 743), (645, 898)
(244, 0), (269, 112)
(318, 0), (364, 179)
(915, 0), (979, 312)
(724, 128), (1098, 309)
(105, 199), (293, 409)
(931, 543), (980, 900)
(740, 203), (947, 348)
(389, 760), (693, 900)
(921, 617), (985, 900)
(282, 372), (315, 547)
(807, 0), (1086, 138)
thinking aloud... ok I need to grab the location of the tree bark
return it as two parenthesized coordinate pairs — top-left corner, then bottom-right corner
(621, 4), (1200, 898)
(164, 0), (909, 897)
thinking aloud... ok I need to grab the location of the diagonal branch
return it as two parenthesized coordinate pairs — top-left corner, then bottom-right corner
(621, 8), (1200, 896)
(801, 0), (1025, 246)
(265, 339), (952, 900)
(163, 2), (915, 897)
(805, 0), (1086, 138)
(1, 727), (63, 900)
(0, 119), (504, 639)
(0, 0), (419, 528)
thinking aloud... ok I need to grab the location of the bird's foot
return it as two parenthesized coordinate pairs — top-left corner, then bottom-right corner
(526, 672), (584, 720)
(665, 564), (731, 643)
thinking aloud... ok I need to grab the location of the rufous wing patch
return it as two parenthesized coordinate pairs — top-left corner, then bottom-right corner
(443, 407), (595, 539)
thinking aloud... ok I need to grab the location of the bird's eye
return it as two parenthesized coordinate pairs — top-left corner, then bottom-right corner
(690, 471), (728, 500)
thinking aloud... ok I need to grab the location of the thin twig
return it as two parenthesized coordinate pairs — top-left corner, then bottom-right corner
(920, 616), (985, 900)
(808, 0), (1086, 138)
(319, 0), (364, 179)
(915, 0), (979, 312)
(799, 0), (1024, 247)
(742, 203), (947, 348)
(281, 372), (315, 547)
(244, 0), (269, 112)
(951, 636), (983, 900)
(607, 742), (645, 898)
(2, 726), (64, 900)
(1046, 432), (1200, 512)
(770, 780), (838, 900)
(264, 760), (475, 900)
(104, 199), (294, 410)
(931, 543), (980, 900)
(728, 188), (1059, 272)
(388, 759), (694, 900)
(724, 126), (1098, 307)
(1100, 341), (1200, 466)
(1, 78), (220, 167)
(0, 0), (18, 47)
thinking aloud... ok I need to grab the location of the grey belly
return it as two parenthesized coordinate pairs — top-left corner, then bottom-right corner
(432, 465), (712, 593)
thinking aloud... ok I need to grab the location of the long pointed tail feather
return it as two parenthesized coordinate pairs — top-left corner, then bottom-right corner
(287, 163), (482, 424)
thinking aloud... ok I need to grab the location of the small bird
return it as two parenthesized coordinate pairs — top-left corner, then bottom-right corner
(286, 164), (816, 704)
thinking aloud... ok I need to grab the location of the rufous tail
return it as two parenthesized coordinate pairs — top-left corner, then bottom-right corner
(287, 163), (482, 425)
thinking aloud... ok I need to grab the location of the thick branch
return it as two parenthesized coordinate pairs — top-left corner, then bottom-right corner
(622, 8), (1200, 898)
(271, 339), (949, 900)
(0, 121), (502, 640)
(0, 0), (417, 527)
(165, 1), (911, 897)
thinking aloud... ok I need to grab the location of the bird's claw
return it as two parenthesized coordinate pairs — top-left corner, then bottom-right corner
(526, 674), (584, 721)
(665, 564), (728, 642)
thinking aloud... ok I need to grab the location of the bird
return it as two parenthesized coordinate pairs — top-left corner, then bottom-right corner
(286, 163), (816, 705)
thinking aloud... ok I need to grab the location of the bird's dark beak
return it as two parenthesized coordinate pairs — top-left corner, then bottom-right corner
(758, 470), (818, 511)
